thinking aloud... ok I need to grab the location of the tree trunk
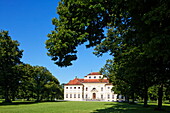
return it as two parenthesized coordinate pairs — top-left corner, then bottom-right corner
(157, 84), (163, 110)
(12, 95), (15, 101)
(131, 92), (135, 104)
(51, 96), (53, 101)
(36, 91), (40, 102)
(125, 95), (129, 103)
(12, 91), (16, 101)
(143, 86), (148, 107)
(47, 92), (50, 101)
(143, 74), (148, 107)
(4, 87), (11, 103)
(27, 96), (30, 101)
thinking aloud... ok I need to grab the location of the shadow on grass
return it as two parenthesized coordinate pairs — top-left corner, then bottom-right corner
(92, 102), (170, 113)
(0, 100), (68, 106)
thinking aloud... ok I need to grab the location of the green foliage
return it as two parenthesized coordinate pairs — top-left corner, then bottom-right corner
(17, 65), (62, 101)
(148, 85), (158, 101)
(0, 30), (63, 102)
(46, 0), (170, 109)
(0, 30), (23, 102)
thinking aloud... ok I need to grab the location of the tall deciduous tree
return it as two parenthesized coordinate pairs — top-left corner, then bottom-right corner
(0, 31), (23, 103)
(32, 66), (60, 102)
(17, 64), (62, 101)
(17, 64), (35, 101)
(46, 0), (170, 109)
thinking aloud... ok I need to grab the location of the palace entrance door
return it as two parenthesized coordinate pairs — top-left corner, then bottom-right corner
(92, 93), (96, 100)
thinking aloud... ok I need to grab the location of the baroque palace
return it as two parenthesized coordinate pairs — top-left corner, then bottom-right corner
(64, 72), (124, 101)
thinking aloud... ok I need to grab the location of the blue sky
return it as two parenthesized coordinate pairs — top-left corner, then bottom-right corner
(0, 0), (112, 84)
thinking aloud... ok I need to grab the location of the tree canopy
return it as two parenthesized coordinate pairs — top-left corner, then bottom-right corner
(0, 31), (23, 102)
(46, 0), (170, 109)
(46, 0), (170, 67)
(0, 31), (63, 103)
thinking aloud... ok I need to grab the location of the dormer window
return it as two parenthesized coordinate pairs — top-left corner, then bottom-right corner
(92, 88), (96, 90)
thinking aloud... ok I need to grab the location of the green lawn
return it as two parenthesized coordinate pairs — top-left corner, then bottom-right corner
(0, 101), (169, 113)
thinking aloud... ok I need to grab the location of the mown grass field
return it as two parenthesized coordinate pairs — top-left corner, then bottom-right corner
(0, 101), (170, 113)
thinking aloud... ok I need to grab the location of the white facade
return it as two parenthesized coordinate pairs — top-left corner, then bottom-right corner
(64, 72), (124, 101)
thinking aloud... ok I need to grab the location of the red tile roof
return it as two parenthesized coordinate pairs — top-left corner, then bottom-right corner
(83, 79), (109, 83)
(88, 72), (101, 75)
(65, 78), (109, 85)
(65, 78), (83, 85)
(105, 83), (112, 85)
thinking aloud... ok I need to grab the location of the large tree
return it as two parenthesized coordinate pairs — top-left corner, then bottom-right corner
(46, 0), (170, 109)
(16, 64), (61, 102)
(31, 66), (60, 101)
(17, 64), (35, 101)
(0, 31), (23, 103)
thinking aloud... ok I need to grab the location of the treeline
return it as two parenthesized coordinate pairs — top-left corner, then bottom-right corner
(101, 59), (170, 106)
(0, 31), (63, 103)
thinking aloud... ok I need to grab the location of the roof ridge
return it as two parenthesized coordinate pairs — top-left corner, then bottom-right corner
(87, 72), (101, 75)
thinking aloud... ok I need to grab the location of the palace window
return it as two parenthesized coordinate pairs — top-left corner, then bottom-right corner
(70, 94), (72, 98)
(74, 94), (76, 98)
(94, 76), (96, 78)
(112, 95), (114, 99)
(78, 87), (80, 89)
(108, 94), (110, 99)
(89, 76), (91, 79)
(74, 87), (76, 89)
(78, 94), (80, 98)
(70, 87), (72, 89)
(66, 87), (68, 89)
(99, 76), (101, 78)
(101, 87), (103, 91)
(86, 87), (88, 91)
(86, 94), (88, 98)
(101, 94), (103, 99)
(66, 94), (68, 98)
